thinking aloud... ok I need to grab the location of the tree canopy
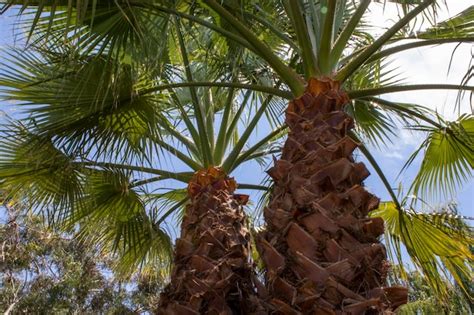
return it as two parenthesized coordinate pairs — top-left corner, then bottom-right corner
(0, 0), (472, 310)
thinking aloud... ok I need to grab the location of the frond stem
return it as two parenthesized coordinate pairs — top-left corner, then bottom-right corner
(350, 132), (402, 211)
(348, 84), (474, 98)
(138, 81), (293, 99)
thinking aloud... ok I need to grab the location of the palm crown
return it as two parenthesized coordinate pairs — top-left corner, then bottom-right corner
(0, 0), (472, 308)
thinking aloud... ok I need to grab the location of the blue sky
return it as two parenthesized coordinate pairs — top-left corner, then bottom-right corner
(0, 2), (472, 226)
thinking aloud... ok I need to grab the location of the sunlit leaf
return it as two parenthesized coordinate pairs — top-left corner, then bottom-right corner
(371, 201), (473, 302)
(405, 114), (473, 201)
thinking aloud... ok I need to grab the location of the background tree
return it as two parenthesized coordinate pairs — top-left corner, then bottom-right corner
(0, 0), (472, 313)
(0, 195), (167, 314)
(394, 268), (473, 315)
(2, 197), (470, 314)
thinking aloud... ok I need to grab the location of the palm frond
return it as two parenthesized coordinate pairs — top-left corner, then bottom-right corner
(404, 114), (473, 202)
(371, 201), (473, 302)
(346, 100), (396, 147)
(71, 168), (173, 277)
(0, 122), (83, 216)
(0, 47), (170, 162)
(3, 0), (173, 67)
(416, 5), (474, 40)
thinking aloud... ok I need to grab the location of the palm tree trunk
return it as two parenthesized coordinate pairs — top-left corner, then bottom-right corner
(257, 78), (407, 314)
(157, 167), (266, 314)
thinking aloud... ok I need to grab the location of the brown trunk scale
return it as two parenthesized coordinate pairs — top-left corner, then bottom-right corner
(257, 78), (408, 314)
(157, 167), (267, 314)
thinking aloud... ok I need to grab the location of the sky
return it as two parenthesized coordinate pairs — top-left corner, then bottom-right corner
(0, 2), (472, 228)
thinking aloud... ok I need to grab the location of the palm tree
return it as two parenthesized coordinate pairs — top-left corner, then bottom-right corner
(194, 2), (473, 313)
(0, 18), (286, 312)
(0, 0), (473, 313)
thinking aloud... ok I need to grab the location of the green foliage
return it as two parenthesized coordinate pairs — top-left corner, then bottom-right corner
(0, 209), (166, 314)
(0, 124), (83, 211)
(405, 115), (474, 201)
(371, 202), (473, 303)
(396, 269), (473, 314)
(0, 0), (473, 307)
(418, 5), (474, 39)
(0, 48), (167, 160)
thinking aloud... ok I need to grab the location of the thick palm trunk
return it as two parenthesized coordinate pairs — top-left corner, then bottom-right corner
(257, 79), (407, 314)
(157, 167), (266, 314)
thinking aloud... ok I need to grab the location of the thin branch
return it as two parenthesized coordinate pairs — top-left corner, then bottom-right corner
(237, 183), (269, 191)
(336, 0), (434, 82)
(130, 173), (192, 188)
(150, 135), (202, 171)
(348, 84), (474, 99)
(318, 0), (337, 74)
(285, 0), (318, 77)
(350, 132), (402, 211)
(78, 161), (191, 183)
(138, 81), (293, 100)
(174, 16), (213, 166)
(202, 0), (305, 96)
(368, 37), (474, 62)
(362, 96), (442, 128)
(330, 0), (371, 68)
(134, 2), (255, 52)
(231, 126), (286, 171)
(155, 198), (189, 226)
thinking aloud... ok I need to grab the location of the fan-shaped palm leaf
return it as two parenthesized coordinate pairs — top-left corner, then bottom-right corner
(371, 201), (473, 302)
(72, 168), (173, 277)
(403, 114), (473, 201)
(0, 123), (83, 214)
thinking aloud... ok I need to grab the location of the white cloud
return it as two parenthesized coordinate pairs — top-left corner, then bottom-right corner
(364, 2), (474, 120)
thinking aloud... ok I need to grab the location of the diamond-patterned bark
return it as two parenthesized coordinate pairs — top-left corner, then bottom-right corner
(258, 79), (407, 314)
(157, 167), (266, 315)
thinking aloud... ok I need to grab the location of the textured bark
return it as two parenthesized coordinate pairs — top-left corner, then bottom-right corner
(157, 167), (267, 315)
(258, 78), (407, 314)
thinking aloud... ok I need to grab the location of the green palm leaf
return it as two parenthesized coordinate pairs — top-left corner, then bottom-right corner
(3, 0), (172, 65)
(0, 123), (83, 214)
(371, 201), (473, 302)
(345, 99), (396, 147)
(69, 168), (173, 277)
(0, 47), (169, 161)
(404, 114), (473, 201)
(417, 5), (474, 39)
